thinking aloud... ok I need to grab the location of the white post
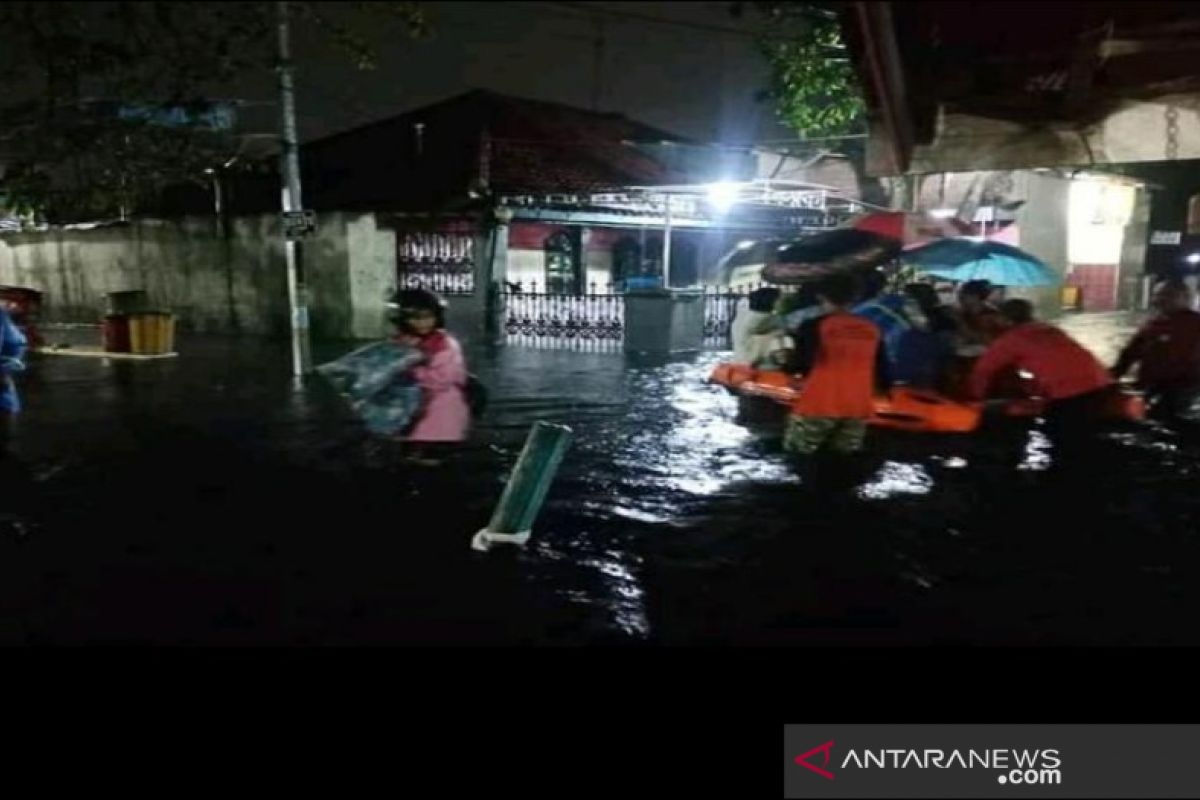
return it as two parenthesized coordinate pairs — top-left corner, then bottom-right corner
(662, 200), (673, 288)
(277, 0), (313, 376)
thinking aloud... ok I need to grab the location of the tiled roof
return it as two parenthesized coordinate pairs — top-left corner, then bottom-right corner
(478, 90), (692, 191)
(298, 90), (696, 208)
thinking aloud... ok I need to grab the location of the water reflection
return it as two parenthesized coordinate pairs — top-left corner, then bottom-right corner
(21, 313), (1200, 644)
(1018, 429), (1053, 472)
(856, 461), (934, 501)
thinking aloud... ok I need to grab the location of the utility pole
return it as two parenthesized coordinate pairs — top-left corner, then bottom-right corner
(277, 0), (313, 377)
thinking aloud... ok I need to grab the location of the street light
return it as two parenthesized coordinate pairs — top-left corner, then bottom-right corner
(706, 181), (740, 213)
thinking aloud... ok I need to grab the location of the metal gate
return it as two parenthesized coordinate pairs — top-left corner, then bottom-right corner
(502, 282), (624, 350)
(703, 286), (747, 349)
(500, 282), (753, 351)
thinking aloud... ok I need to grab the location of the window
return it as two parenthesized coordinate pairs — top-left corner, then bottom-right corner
(612, 236), (641, 287)
(669, 238), (699, 287)
(643, 235), (664, 277)
(544, 230), (578, 294)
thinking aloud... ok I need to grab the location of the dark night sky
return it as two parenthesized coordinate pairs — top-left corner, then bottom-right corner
(233, 1), (796, 147)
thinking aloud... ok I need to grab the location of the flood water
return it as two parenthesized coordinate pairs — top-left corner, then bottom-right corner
(2, 311), (1199, 644)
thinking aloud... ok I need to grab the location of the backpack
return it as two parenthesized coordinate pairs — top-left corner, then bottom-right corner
(465, 373), (488, 418)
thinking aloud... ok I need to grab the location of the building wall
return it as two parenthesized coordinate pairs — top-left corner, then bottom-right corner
(1119, 190), (1152, 311)
(1011, 172), (1071, 319)
(0, 213), (384, 340)
(1063, 180), (1138, 312)
(506, 248), (545, 288)
(346, 214), (397, 340)
(584, 251), (614, 290)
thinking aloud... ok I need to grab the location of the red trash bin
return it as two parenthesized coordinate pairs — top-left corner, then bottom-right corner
(102, 314), (131, 353)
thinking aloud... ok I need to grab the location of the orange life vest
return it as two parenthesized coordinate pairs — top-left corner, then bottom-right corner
(792, 312), (881, 418)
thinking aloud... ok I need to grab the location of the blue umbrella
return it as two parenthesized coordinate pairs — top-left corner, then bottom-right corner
(902, 239), (1060, 287)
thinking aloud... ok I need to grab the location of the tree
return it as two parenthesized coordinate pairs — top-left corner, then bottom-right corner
(0, 1), (427, 224)
(735, 2), (903, 208)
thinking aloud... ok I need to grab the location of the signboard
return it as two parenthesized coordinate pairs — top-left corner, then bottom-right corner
(1150, 230), (1182, 245)
(283, 210), (316, 240)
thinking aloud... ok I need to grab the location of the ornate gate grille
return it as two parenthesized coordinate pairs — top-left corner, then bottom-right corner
(397, 231), (475, 295)
(703, 287), (747, 349)
(499, 283), (757, 351)
(501, 282), (624, 350)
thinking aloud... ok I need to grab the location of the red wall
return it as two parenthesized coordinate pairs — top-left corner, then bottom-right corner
(508, 223), (631, 252)
(1066, 265), (1118, 312)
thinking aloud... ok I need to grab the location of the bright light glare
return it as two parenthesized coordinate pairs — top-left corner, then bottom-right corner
(929, 208), (956, 219)
(1187, 253), (1200, 264)
(736, 240), (755, 250)
(706, 182), (740, 212)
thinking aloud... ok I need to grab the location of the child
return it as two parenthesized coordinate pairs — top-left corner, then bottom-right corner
(388, 289), (471, 449)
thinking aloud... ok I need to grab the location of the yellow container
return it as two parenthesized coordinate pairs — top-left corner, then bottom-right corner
(158, 313), (176, 354)
(126, 311), (176, 355)
(128, 314), (150, 354)
(148, 313), (163, 354)
(1061, 286), (1081, 311)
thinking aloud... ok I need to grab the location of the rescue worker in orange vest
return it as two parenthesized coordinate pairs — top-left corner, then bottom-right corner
(782, 273), (891, 456)
(970, 299), (1114, 456)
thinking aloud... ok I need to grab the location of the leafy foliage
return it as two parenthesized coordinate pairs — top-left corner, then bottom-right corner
(0, 1), (426, 223)
(737, 2), (905, 207)
(747, 2), (865, 139)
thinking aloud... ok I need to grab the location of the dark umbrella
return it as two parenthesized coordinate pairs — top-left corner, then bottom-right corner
(715, 238), (789, 279)
(762, 229), (902, 285)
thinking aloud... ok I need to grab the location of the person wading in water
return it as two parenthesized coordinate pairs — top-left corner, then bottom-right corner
(782, 273), (891, 490)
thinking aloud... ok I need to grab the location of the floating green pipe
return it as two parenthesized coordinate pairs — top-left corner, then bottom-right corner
(472, 421), (573, 552)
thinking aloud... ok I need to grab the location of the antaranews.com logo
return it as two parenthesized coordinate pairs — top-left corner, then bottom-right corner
(794, 740), (1062, 786)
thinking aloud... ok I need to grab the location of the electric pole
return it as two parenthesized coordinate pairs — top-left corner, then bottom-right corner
(277, 0), (313, 376)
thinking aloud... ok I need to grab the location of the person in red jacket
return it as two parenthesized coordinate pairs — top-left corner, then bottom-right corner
(1111, 280), (1200, 422)
(970, 299), (1114, 449)
(783, 272), (891, 457)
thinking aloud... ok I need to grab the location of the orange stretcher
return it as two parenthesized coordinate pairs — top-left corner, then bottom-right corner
(708, 362), (1145, 434)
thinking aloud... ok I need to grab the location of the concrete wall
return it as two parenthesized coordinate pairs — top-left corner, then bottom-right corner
(1118, 189), (1152, 311)
(583, 250), (613, 290)
(1011, 172), (1070, 320)
(0, 212), (393, 341)
(507, 249), (544, 287)
(346, 214), (397, 340)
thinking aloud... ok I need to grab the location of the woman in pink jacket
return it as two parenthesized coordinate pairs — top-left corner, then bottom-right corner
(390, 289), (471, 452)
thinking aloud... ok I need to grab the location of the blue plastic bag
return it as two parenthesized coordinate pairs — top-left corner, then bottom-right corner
(0, 308), (26, 414)
(317, 341), (426, 437)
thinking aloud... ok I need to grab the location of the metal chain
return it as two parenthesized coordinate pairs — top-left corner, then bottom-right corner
(1166, 105), (1180, 161)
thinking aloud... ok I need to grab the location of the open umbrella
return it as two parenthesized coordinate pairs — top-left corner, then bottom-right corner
(716, 238), (787, 277)
(761, 229), (901, 285)
(902, 239), (1059, 287)
(850, 211), (972, 248)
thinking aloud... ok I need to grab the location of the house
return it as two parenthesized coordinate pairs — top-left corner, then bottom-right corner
(1, 91), (869, 345)
(286, 90), (861, 296)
